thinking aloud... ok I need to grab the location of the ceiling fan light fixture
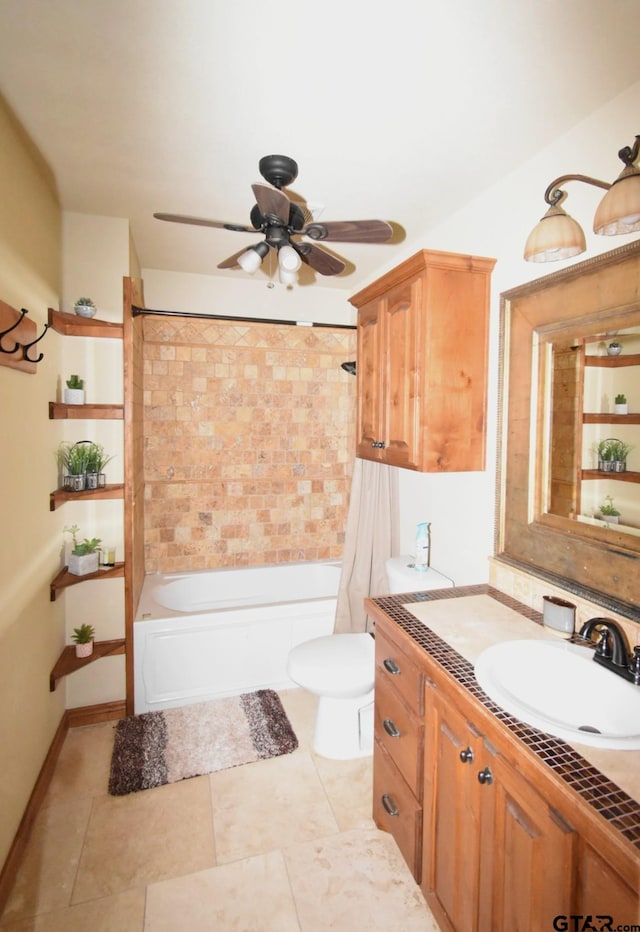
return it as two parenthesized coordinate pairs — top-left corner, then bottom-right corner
(279, 267), (298, 286)
(278, 244), (302, 273)
(237, 241), (270, 273)
(524, 134), (640, 263)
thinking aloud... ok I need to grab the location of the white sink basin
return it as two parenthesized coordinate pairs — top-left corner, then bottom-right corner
(474, 639), (640, 750)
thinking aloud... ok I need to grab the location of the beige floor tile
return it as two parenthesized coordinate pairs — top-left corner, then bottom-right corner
(43, 722), (116, 806)
(284, 827), (439, 932)
(312, 753), (375, 831)
(277, 687), (317, 753)
(72, 775), (215, 902)
(210, 752), (339, 863)
(30, 888), (145, 932)
(0, 799), (92, 925)
(145, 849), (300, 931)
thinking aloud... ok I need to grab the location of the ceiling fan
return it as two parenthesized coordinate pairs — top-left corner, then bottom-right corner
(154, 154), (393, 283)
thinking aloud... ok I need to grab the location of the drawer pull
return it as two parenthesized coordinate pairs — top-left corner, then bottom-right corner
(383, 658), (401, 675)
(459, 746), (474, 764)
(381, 793), (399, 816)
(477, 767), (493, 785)
(383, 718), (401, 738)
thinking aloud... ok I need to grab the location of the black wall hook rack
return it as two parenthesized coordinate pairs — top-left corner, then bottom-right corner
(0, 301), (50, 373)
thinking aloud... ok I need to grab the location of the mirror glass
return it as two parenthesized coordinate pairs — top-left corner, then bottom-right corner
(497, 240), (640, 615)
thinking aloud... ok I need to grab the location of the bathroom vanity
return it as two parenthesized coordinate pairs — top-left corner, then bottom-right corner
(366, 586), (640, 931)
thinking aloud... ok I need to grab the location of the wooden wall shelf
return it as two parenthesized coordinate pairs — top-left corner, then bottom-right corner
(583, 413), (640, 424)
(49, 402), (124, 420)
(49, 639), (126, 691)
(581, 469), (640, 484)
(48, 308), (123, 339)
(584, 353), (640, 368)
(50, 562), (125, 601)
(49, 483), (124, 511)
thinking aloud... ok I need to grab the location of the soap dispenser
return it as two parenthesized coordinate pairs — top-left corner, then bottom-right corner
(415, 522), (430, 572)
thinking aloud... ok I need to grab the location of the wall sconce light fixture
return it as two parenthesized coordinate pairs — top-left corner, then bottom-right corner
(524, 134), (640, 263)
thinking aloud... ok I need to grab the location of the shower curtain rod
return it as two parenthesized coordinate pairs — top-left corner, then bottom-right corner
(131, 305), (356, 330)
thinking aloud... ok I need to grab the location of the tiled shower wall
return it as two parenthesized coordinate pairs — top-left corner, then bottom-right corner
(142, 315), (357, 573)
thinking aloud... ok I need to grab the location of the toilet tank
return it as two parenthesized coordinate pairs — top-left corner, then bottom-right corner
(385, 556), (454, 594)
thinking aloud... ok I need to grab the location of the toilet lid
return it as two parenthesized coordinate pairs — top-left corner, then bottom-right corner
(288, 633), (374, 693)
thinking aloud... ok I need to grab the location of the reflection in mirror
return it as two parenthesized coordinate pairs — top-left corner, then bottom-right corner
(547, 326), (640, 539)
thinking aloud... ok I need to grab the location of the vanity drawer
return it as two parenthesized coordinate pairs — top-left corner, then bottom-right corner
(373, 739), (422, 882)
(375, 627), (423, 714)
(375, 673), (423, 798)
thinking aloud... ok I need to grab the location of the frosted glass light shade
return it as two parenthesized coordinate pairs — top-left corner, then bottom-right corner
(593, 168), (640, 235)
(278, 244), (302, 272)
(238, 247), (264, 273)
(279, 267), (298, 285)
(523, 204), (586, 263)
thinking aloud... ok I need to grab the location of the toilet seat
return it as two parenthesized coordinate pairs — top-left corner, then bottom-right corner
(287, 633), (374, 698)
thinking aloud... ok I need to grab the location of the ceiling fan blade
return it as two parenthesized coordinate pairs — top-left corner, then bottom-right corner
(251, 184), (291, 225)
(301, 219), (393, 243)
(154, 212), (257, 233)
(296, 242), (346, 276)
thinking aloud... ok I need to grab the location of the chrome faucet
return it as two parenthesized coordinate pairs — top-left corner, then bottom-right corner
(578, 617), (640, 685)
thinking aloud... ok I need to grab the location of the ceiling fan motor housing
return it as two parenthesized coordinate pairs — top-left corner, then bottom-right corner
(258, 154), (299, 189)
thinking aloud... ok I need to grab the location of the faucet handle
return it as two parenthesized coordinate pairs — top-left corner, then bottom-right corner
(595, 628), (612, 659)
(629, 646), (640, 685)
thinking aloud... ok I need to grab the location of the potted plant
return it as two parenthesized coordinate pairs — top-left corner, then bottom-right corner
(596, 438), (615, 472)
(56, 440), (89, 491)
(606, 341), (622, 356)
(71, 623), (96, 658)
(74, 297), (97, 318)
(84, 441), (113, 489)
(64, 524), (102, 576)
(598, 495), (621, 524)
(614, 393), (628, 415)
(63, 374), (85, 405)
(608, 438), (634, 472)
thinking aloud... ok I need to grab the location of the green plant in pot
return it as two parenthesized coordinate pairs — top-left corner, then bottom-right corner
(64, 373), (85, 406)
(71, 623), (96, 658)
(64, 524), (102, 576)
(614, 393), (629, 414)
(84, 441), (113, 489)
(56, 441), (90, 491)
(608, 438), (633, 473)
(74, 296), (96, 318)
(598, 495), (621, 524)
(596, 438), (615, 472)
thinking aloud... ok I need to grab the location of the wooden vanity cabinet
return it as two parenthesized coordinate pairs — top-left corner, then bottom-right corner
(372, 623), (425, 879)
(371, 611), (640, 930)
(349, 249), (496, 472)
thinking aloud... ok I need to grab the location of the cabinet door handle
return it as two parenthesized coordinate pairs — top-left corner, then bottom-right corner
(381, 793), (399, 816)
(383, 718), (401, 738)
(371, 440), (386, 449)
(477, 767), (493, 785)
(459, 746), (474, 763)
(383, 658), (401, 675)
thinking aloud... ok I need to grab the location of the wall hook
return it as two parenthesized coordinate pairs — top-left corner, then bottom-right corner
(21, 322), (50, 363)
(0, 307), (27, 354)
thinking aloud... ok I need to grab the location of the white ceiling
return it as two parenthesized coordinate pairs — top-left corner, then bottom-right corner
(1, 1), (639, 290)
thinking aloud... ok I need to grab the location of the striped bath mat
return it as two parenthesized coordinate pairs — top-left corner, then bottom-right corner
(108, 689), (298, 796)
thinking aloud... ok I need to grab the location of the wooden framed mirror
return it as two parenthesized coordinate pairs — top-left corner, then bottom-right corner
(496, 239), (640, 620)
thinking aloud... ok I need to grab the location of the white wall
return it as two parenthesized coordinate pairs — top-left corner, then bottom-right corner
(143, 83), (640, 587)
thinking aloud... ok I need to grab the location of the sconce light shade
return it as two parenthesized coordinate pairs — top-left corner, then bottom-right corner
(523, 204), (586, 263)
(237, 241), (270, 273)
(593, 165), (640, 235)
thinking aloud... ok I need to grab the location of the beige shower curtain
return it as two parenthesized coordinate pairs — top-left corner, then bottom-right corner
(334, 458), (399, 634)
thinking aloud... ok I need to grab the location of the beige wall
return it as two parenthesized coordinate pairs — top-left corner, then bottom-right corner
(0, 95), (64, 867)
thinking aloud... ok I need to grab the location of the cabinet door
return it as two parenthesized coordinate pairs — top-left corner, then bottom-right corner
(373, 739), (423, 881)
(356, 298), (385, 460)
(383, 277), (422, 469)
(422, 686), (487, 932)
(483, 753), (576, 932)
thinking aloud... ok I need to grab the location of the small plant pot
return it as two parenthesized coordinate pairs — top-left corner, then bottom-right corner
(613, 460), (627, 473)
(601, 514), (620, 524)
(63, 474), (86, 491)
(63, 388), (85, 405)
(614, 403), (628, 415)
(85, 472), (106, 490)
(75, 641), (94, 658)
(598, 460), (614, 472)
(68, 551), (100, 576)
(74, 303), (97, 318)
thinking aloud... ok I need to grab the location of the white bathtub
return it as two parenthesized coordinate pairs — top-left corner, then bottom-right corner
(134, 561), (341, 713)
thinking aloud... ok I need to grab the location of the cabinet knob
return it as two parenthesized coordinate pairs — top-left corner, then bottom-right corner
(383, 658), (401, 675)
(371, 440), (386, 449)
(477, 767), (493, 785)
(459, 746), (474, 764)
(381, 793), (399, 817)
(383, 718), (401, 738)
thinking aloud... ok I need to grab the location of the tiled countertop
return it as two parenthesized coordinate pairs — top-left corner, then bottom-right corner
(368, 584), (640, 850)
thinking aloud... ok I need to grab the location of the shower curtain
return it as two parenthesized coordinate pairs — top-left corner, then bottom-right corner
(334, 457), (399, 634)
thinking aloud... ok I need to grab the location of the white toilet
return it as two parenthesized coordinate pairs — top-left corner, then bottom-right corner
(385, 555), (455, 593)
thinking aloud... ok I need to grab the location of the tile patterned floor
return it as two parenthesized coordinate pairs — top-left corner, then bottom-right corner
(0, 689), (440, 930)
